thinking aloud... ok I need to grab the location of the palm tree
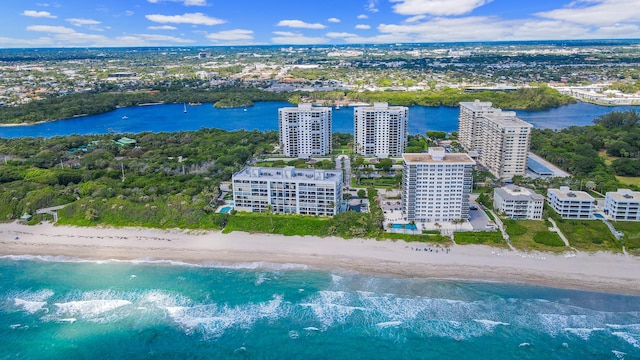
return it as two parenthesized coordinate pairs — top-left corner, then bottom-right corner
(266, 204), (274, 232)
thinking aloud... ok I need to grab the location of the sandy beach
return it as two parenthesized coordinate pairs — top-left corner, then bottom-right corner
(1, 221), (639, 295)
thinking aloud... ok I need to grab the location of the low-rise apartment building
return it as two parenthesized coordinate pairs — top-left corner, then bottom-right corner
(604, 189), (640, 221)
(493, 185), (544, 220)
(232, 166), (342, 216)
(547, 186), (595, 219)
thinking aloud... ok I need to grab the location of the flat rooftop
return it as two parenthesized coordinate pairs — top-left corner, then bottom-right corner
(607, 189), (640, 202)
(233, 166), (342, 183)
(403, 152), (475, 164)
(548, 188), (594, 201)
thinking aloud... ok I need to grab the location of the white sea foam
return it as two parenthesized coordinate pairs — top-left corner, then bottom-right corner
(473, 319), (510, 331)
(254, 273), (271, 286)
(612, 350), (626, 359)
(288, 330), (299, 339)
(519, 342), (531, 347)
(10, 324), (21, 329)
(304, 326), (320, 331)
(376, 321), (402, 329)
(612, 332), (640, 349)
(10, 289), (54, 314)
(58, 318), (77, 324)
(14, 298), (47, 314)
(165, 295), (288, 339)
(201, 261), (308, 271)
(565, 327), (605, 341)
(53, 300), (132, 319)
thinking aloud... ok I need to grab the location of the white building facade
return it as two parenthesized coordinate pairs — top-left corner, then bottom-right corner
(402, 147), (475, 223)
(458, 101), (532, 179)
(354, 102), (408, 158)
(232, 166), (342, 216)
(547, 186), (595, 219)
(279, 103), (332, 158)
(605, 189), (640, 221)
(494, 185), (544, 220)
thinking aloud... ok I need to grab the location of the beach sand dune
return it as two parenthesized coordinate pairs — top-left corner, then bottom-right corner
(1, 222), (639, 295)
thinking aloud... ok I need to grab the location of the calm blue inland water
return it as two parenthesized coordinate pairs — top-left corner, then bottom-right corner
(1, 101), (639, 138)
(2, 102), (640, 358)
(2, 256), (640, 359)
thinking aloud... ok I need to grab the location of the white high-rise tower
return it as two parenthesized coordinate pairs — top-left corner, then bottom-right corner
(354, 102), (408, 158)
(279, 103), (332, 158)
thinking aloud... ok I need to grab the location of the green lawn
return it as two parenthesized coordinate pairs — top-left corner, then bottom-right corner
(610, 221), (640, 255)
(454, 231), (506, 247)
(503, 219), (567, 253)
(223, 212), (331, 236)
(616, 176), (640, 187)
(554, 219), (622, 252)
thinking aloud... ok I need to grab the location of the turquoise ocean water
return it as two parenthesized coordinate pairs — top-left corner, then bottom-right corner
(1, 255), (639, 359)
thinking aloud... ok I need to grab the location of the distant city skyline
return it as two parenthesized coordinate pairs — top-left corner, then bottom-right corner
(1, 0), (639, 48)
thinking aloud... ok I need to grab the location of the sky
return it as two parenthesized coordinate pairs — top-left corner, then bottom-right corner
(1, 0), (639, 48)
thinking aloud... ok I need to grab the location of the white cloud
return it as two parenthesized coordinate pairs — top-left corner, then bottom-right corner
(367, 0), (379, 12)
(326, 32), (358, 38)
(148, 25), (178, 30)
(328, 17), (341, 23)
(27, 25), (75, 33)
(405, 15), (426, 23)
(147, 0), (207, 6)
(206, 29), (254, 41)
(536, 0), (640, 27)
(271, 31), (328, 44)
(22, 10), (56, 18)
(136, 34), (195, 43)
(66, 18), (101, 27)
(357, 14), (368, 19)
(277, 19), (326, 29)
(145, 12), (225, 25)
(355, 24), (371, 29)
(0, 36), (55, 47)
(125, 10), (134, 16)
(390, 0), (492, 16)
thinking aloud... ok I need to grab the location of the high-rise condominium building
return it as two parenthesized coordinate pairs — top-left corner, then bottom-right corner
(402, 147), (475, 223)
(458, 100), (532, 179)
(279, 103), (332, 158)
(232, 166), (343, 216)
(354, 102), (408, 158)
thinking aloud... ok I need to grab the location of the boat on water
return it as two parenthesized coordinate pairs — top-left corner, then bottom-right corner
(188, 102), (202, 106)
(335, 105), (341, 110)
(122, 116), (128, 120)
(183, 103), (187, 113)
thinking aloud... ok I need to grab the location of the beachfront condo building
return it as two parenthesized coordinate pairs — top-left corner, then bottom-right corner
(278, 103), (332, 158)
(354, 102), (408, 158)
(402, 147), (475, 223)
(493, 185), (544, 220)
(232, 166), (343, 216)
(458, 101), (533, 179)
(547, 187), (595, 219)
(604, 189), (640, 221)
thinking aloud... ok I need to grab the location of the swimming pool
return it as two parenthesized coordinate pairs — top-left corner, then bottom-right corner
(219, 206), (232, 214)
(391, 223), (418, 230)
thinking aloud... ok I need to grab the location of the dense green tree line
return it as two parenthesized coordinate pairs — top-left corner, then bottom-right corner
(302, 86), (575, 110)
(0, 87), (289, 124)
(530, 110), (640, 191)
(0, 129), (277, 227)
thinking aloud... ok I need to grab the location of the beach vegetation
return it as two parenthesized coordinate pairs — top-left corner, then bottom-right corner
(610, 221), (640, 255)
(503, 219), (567, 252)
(453, 231), (506, 247)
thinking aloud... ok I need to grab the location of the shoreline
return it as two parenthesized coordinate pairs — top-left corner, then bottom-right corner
(1, 222), (639, 295)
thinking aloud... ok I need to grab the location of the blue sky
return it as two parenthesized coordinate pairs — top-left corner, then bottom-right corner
(1, 0), (639, 48)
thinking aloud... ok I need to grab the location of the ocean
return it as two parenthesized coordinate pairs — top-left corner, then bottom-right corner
(1, 101), (639, 138)
(1, 256), (639, 359)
